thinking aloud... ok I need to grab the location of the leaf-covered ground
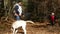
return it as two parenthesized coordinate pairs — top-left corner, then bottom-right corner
(0, 18), (60, 34)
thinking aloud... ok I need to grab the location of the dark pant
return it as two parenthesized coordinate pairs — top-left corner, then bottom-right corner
(15, 16), (20, 20)
(50, 20), (55, 26)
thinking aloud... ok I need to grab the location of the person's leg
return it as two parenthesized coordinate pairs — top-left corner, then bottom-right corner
(53, 21), (55, 25)
(51, 21), (54, 26)
(16, 16), (20, 20)
(50, 21), (53, 26)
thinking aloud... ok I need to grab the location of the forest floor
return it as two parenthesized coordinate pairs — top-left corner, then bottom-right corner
(0, 18), (60, 34)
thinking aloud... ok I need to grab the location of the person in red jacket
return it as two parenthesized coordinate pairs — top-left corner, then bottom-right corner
(48, 12), (56, 26)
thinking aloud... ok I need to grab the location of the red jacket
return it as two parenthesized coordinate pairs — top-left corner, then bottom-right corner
(51, 15), (55, 21)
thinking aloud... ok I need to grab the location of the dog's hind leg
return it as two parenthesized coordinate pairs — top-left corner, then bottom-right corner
(13, 28), (15, 34)
(22, 26), (26, 34)
(15, 30), (18, 34)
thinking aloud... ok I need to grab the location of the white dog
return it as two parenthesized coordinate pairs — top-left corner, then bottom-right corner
(11, 20), (34, 34)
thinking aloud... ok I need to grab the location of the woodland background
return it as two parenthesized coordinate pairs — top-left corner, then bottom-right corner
(0, 0), (60, 22)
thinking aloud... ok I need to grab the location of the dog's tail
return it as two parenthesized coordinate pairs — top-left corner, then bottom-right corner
(26, 21), (34, 24)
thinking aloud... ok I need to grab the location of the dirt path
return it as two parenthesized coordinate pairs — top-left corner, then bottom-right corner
(0, 22), (60, 34)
